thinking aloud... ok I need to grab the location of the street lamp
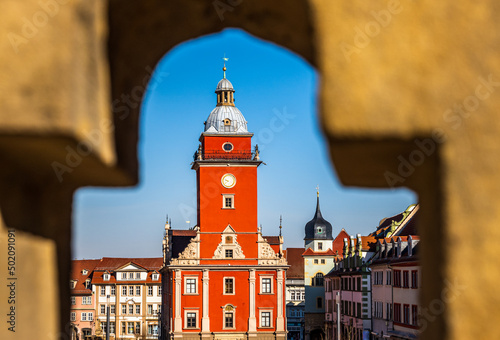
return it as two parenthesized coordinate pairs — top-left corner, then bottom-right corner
(336, 292), (341, 340)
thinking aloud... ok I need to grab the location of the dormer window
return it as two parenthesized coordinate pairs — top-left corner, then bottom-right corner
(82, 269), (88, 275)
(70, 281), (76, 289)
(104, 273), (110, 281)
(128, 272), (134, 279)
(136, 272), (141, 279)
(152, 273), (159, 281)
(85, 279), (91, 288)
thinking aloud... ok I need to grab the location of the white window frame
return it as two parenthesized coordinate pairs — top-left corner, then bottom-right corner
(184, 277), (198, 295)
(259, 310), (273, 328)
(110, 305), (115, 315)
(81, 312), (87, 321)
(223, 277), (235, 295)
(121, 272), (126, 279)
(88, 312), (93, 321)
(70, 296), (75, 305)
(222, 307), (236, 330)
(260, 276), (273, 294)
(148, 286), (153, 296)
(82, 296), (91, 305)
(222, 194), (235, 209)
(100, 286), (106, 296)
(135, 272), (141, 279)
(136, 286), (141, 296)
(70, 312), (76, 321)
(104, 273), (110, 281)
(147, 304), (153, 315)
(110, 286), (115, 296)
(129, 285), (134, 296)
(122, 286), (127, 296)
(136, 304), (141, 314)
(152, 273), (159, 281)
(184, 310), (199, 329)
(100, 304), (105, 314)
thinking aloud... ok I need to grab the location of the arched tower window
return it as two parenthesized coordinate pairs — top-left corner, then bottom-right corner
(312, 272), (324, 286)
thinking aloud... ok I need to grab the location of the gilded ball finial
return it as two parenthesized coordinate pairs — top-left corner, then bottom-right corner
(223, 66), (226, 71)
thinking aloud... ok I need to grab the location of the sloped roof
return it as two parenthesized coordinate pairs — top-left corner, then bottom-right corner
(263, 236), (280, 245)
(70, 259), (100, 295)
(370, 204), (419, 239)
(302, 248), (336, 256)
(94, 257), (163, 271)
(285, 248), (305, 279)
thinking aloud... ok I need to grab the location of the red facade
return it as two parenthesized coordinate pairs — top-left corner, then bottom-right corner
(160, 70), (287, 340)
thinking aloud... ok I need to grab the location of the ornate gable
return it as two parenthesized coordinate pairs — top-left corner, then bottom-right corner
(212, 224), (245, 259)
(170, 233), (200, 265)
(258, 233), (287, 265)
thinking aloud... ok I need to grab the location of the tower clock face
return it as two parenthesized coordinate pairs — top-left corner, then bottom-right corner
(221, 173), (236, 188)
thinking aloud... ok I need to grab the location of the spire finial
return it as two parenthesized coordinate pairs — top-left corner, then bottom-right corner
(222, 54), (229, 79)
(316, 185), (320, 197)
(279, 215), (283, 237)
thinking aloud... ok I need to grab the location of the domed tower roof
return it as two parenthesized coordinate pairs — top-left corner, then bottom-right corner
(204, 61), (248, 134)
(304, 194), (333, 241)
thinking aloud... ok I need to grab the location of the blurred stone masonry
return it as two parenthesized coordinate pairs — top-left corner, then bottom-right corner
(1, 1), (499, 339)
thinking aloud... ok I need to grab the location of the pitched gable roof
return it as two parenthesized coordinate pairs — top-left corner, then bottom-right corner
(70, 259), (100, 295)
(285, 248), (305, 279)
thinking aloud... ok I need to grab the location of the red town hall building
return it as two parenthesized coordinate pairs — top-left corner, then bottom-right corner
(160, 66), (288, 340)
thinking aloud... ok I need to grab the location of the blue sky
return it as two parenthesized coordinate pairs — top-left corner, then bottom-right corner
(72, 28), (417, 259)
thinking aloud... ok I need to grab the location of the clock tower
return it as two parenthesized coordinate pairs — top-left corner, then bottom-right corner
(161, 63), (288, 340)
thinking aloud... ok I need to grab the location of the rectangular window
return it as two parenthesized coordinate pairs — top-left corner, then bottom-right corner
(122, 286), (127, 296)
(82, 296), (91, 305)
(121, 273), (126, 279)
(136, 304), (141, 314)
(403, 304), (410, 324)
(81, 312), (87, 321)
(225, 249), (233, 258)
(224, 278), (234, 294)
(394, 270), (401, 287)
(357, 302), (361, 318)
(100, 304), (105, 314)
(225, 312), (234, 328)
(70, 312), (76, 321)
(262, 278), (272, 293)
(411, 270), (418, 288)
(70, 297), (75, 305)
(122, 322), (126, 335)
(386, 303), (392, 320)
(314, 259), (318, 264)
(109, 322), (115, 334)
(111, 286), (116, 296)
(88, 312), (93, 321)
(158, 285), (162, 295)
(100, 286), (106, 296)
(412, 305), (418, 325)
(261, 312), (271, 327)
(222, 194), (235, 209)
(136, 286), (141, 296)
(186, 312), (197, 328)
(122, 304), (126, 315)
(128, 322), (134, 334)
(148, 286), (153, 296)
(394, 303), (401, 323)
(136, 272), (141, 279)
(185, 278), (196, 294)
(129, 272), (134, 279)
(110, 305), (115, 315)
(387, 270), (392, 285)
(357, 277), (361, 291)
(128, 304), (134, 315)
(129, 286), (134, 295)
(135, 322), (140, 334)
(148, 304), (153, 315)
(290, 291), (296, 300)
(318, 242), (323, 250)
(321, 259), (325, 264)
(317, 297), (323, 309)
(403, 270), (409, 288)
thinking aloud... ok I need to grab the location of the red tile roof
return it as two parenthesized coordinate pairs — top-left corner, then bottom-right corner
(302, 248), (336, 256)
(263, 236), (281, 245)
(94, 257), (163, 271)
(172, 230), (197, 236)
(71, 259), (100, 295)
(285, 248), (305, 279)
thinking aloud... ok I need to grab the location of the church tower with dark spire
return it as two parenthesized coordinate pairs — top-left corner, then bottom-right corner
(304, 190), (334, 251)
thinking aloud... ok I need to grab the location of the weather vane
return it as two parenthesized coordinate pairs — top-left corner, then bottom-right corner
(222, 54), (229, 79)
